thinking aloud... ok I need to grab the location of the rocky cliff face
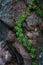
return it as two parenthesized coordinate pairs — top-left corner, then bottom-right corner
(0, 0), (43, 65)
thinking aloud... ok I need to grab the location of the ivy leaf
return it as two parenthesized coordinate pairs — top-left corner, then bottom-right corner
(16, 20), (22, 26)
(30, 53), (36, 58)
(40, 48), (43, 52)
(36, 8), (43, 16)
(27, 41), (32, 47)
(15, 26), (22, 32)
(27, 45), (31, 51)
(25, 7), (30, 16)
(19, 33), (24, 38)
(19, 13), (26, 22)
(31, 47), (36, 53)
(17, 37), (22, 42)
(16, 32), (19, 36)
(22, 38), (27, 47)
(32, 61), (38, 65)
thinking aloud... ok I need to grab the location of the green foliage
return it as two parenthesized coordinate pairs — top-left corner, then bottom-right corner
(35, 8), (43, 17)
(31, 47), (36, 53)
(33, 0), (43, 17)
(25, 7), (30, 16)
(30, 53), (36, 58)
(40, 48), (43, 52)
(32, 61), (38, 65)
(33, 0), (43, 7)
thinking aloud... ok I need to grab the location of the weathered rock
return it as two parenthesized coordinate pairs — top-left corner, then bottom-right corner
(26, 32), (33, 39)
(0, 21), (8, 41)
(24, 0), (32, 6)
(0, 41), (11, 65)
(26, 12), (43, 27)
(0, 0), (26, 27)
(7, 31), (16, 42)
(13, 41), (30, 59)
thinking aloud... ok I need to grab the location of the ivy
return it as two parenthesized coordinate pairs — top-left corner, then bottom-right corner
(31, 47), (36, 53)
(32, 61), (38, 65)
(30, 53), (36, 58)
(14, 11), (38, 65)
(40, 48), (43, 52)
(35, 8), (43, 17)
(32, 0), (43, 17)
(14, 0), (42, 65)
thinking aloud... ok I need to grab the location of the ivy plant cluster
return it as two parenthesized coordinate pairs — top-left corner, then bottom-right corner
(14, 7), (38, 65)
(32, 0), (43, 17)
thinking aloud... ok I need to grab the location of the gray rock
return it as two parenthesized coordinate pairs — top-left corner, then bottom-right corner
(0, 0), (26, 27)
(0, 58), (5, 65)
(26, 12), (42, 27)
(0, 21), (8, 41)
(24, 0), (32, 6)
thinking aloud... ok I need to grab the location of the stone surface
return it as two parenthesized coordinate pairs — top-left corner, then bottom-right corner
(24, 0), (32, 6)
(0, 0), (43, 65)
(0, 41), (11, 65)
(7, 31), (16, 42)
(0, 21), (8, 41)
(26, 12), (42, 27)
(0, 0), (26, 27)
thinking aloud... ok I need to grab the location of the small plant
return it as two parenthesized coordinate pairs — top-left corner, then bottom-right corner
(33, 0), (43, 17)
(30, 53), (36, 58)
(31, 47), (36, 53)
(32, 61), (38, 65)
(35, 8), (43, 17)
(40, 48), (43, 52)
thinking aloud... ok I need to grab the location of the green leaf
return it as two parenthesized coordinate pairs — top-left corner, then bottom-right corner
(30, 53), (36, 58)
(31, 47), (36, 53)
(15, 26), (22, 32)
(22, 38), (27, 47)
(27, 41), (32, 47)
(36, 8), (43, 16)
(19, 14), (26, 22)
(17, 37), (22, 42)
(16, 20), (21, 26)
(40, 48), (43, 52)
(16, 32), (19, 36)
(19, 33), (24, 38)
(27, 45), (31, 51)
(32, 61), (38, 65)
(25, 7), (30, 16)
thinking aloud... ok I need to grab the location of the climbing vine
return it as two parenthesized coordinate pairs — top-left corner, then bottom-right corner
(33, 0), (43, 17)
(14, 0), (43, 65)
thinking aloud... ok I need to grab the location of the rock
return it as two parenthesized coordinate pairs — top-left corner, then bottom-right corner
(24, 59), (31, 65)
(40, 23), (43, 31)
(0, 21), (8, 41)
(14, 1), (26, 20)
(0, 58), (5, 65)
(7, 31), (16, 42)
(26, 12), (42, 27)
(5, 51), (11, 62)
(24, 0), (32, 6)
(0, 0), (26, 27)
(13, 41), (30, 60)
(26, 32), (33, 39)
(13, 41), (31, 65)
(0, 41), (11, 64)
(33, 31), (39, 38)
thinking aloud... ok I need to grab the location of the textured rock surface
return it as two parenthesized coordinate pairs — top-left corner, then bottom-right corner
(0, 0), (26, 27)
(0, 41), (11, 65)
(0, 21), (8, 41)
(0, 0), (43, 65)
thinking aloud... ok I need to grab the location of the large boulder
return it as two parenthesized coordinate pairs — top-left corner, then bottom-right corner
(0, 0), (26, 27)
